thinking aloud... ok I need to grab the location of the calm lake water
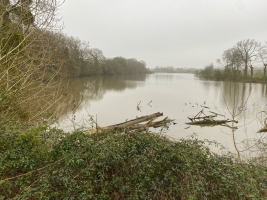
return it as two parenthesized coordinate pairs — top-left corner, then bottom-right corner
(58, 73), (267, 154)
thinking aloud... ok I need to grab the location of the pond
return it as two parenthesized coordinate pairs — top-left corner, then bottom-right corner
(58, 73), (267, 155)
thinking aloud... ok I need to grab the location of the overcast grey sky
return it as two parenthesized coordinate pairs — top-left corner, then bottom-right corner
(60, 0), (267, 69)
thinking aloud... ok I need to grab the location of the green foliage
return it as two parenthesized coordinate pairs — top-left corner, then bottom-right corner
(1, 122), (267, 199)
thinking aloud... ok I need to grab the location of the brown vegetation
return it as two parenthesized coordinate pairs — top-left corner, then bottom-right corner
(196, 39), (267, 82)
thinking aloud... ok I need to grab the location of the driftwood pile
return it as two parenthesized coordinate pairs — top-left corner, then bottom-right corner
(186, 109), (237, 128)
(84, 112), (174, 134)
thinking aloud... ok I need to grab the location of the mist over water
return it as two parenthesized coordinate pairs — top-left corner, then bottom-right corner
(58, 73), (267, 154)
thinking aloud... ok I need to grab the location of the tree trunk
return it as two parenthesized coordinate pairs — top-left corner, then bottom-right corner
(250, 65), (253, 78)
(244, 62), (248, 78)
(264, 64), (266, 81)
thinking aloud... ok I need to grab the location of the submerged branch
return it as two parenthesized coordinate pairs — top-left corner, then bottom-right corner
(257, 118), (267, 133)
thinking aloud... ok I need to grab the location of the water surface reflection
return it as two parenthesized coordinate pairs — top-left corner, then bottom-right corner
(60, 75), (147, 117)
(58, 73), (267, 155)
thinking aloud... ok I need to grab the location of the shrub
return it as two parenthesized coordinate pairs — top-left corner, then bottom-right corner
(0, 124), (267, 199)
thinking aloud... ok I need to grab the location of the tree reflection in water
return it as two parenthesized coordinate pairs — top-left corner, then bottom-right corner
(57, 75), (147, 119)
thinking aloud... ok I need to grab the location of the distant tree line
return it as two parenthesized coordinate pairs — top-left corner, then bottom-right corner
(57, 34), (150, 78)
(152, 66), (196, 73)
(195, 39), (267, 81)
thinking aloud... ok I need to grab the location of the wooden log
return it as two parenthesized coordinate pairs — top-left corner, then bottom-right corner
(200, 105), (210, 109)
(188, 115), (216, 121)
(128, 118), (174, 132)
(257, 118), (267, 133)
(257, 128), (267, 133)
(220, 124), (238, 130)
(194, 109), (204, 118)
(209, 111), (224, 117)
(186, 119), (231, 125)
(103, 112), (163, 130)
(84, 112), (174, 134)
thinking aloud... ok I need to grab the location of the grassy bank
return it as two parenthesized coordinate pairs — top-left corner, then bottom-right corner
(1, 121), (267, 199)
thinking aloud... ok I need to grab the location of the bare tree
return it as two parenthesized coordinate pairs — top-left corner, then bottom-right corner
(234, 39), (260, 78)
(257, 42), (267, 80)
(86, 48), (105, 76)
(0, 0), (65, 122)
(221, 47), (243, 79)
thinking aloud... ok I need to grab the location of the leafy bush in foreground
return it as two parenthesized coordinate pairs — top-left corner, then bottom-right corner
(0, 123), (267, 199)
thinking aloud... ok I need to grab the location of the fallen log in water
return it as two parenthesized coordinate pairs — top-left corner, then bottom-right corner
(257, 118), (267, 133)
(84, 112), (174, 134)
(186, 119), (231, 125)
(257, 128), (267, 133)
(186, 109), (238, 128)
(209, 111), (225, 117)
(188, 115), (216, 122)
